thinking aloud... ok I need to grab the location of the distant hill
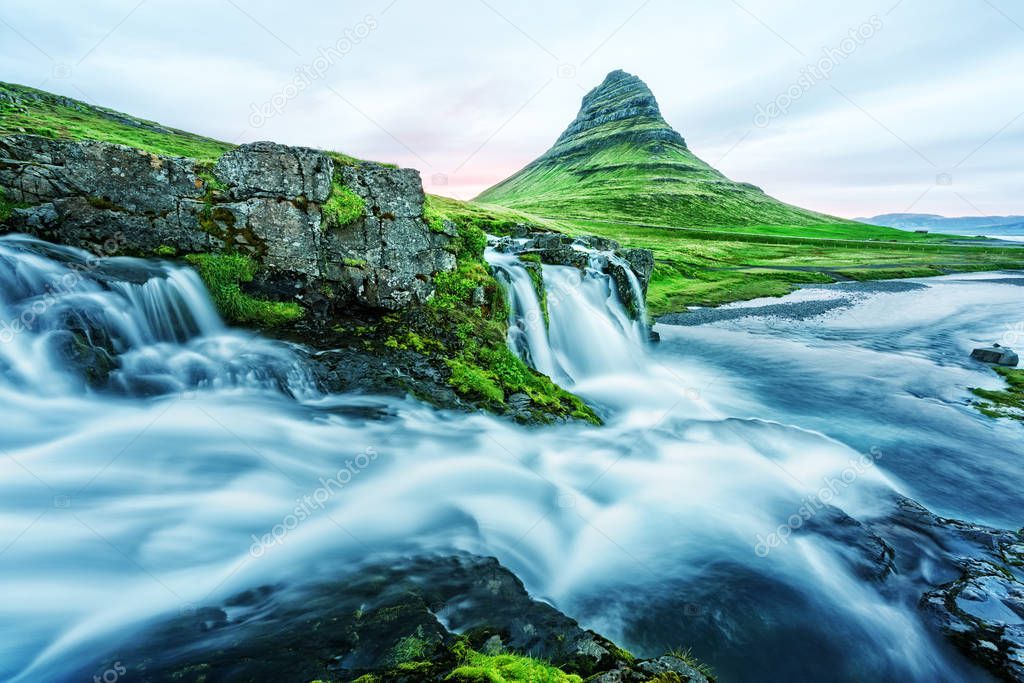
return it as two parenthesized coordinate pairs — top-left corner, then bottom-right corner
(476, 70), (839, 228)
(859, 213), (1024, 235)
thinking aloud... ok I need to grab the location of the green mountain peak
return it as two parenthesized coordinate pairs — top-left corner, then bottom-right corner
(477, 70), (834, 228)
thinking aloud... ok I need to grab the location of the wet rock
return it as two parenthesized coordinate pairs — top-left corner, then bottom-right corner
(507, 231), (654, 320)
(870, 497), (1024, 682)
(972, 344), (1020, 367)
(84, 554), (688, 683)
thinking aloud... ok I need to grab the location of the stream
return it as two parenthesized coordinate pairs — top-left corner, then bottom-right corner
(0, 234), (1021, 682)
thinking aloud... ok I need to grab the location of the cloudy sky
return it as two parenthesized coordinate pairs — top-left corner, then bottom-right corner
(2, 0), (1022, 218)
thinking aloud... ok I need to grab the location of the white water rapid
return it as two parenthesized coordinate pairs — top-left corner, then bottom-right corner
(0, 234), (1018, 682)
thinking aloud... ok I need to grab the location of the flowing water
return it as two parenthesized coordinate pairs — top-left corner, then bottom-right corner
(0, 235), (1021, 682)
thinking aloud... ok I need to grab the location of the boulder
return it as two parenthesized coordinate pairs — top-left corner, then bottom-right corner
(213, 141), (333, 202)
(971, 345), (1019, 367)
(0, 135), (456, 313)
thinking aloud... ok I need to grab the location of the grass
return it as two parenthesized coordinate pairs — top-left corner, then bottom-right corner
(666, 648), (716, 681)
(1, 82), (233, 163)
(971, 367), (1024, 422)
(322, 178), (365, 228)
(425, 194), (557, 235)
(184, 253), (303, 327)
(548, 218), (1024, 315)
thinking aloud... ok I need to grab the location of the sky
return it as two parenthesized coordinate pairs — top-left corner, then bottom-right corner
(1, 0), (1022, 219)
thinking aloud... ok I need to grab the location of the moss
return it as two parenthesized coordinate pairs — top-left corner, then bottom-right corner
(970, 367), (1024, 422)
(446, 649), (582, 683)
(342, 258), (368, 269)
(195, 165), (226, 196)
(0, 188), (10, 222)
(424, 259), (600, 424)
(184, 253), (303, 327)
(154, 245), (177, 257)
(85, 195), (126, 212)
(323, 178), (365, 228)
(522, 261), (549, 328)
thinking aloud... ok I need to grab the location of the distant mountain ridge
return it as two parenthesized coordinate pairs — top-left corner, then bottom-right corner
(477, 70), (838, 228)
(860, 213), (1024, 235)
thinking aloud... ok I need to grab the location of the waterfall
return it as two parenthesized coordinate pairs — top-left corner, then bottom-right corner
(0, 234), (316, 398)
(486, 242), (646, 385)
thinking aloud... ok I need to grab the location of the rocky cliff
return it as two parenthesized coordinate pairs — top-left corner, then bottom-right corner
(0, 135), (454, 313)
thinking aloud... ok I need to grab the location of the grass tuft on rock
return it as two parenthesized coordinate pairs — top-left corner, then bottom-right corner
(322, 178), (365, 228)
(185, 253), (303, 327)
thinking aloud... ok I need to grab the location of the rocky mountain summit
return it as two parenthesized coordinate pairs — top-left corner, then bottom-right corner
(544, 69), (687, 161)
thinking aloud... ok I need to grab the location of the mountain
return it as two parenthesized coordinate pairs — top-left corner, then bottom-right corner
(476, 70), (836, 228)
(860, 213), (1024, 235)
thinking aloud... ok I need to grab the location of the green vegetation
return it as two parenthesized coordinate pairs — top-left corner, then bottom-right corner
(518, 253), (549, 326)
(447, 649), (582, 682)
(427, 256), (599, 424)
(424, 201), (447, 233)
(549, 218), (1024, 316)
(322, 178), (365, 228)
(0, 188), (10, 222)
(184, 253), (303, 326)
(0, 82), (233, 163)
(153, 245), (177, 257)
(971, 367), (1024, 422)
(425, 194), (555, 235)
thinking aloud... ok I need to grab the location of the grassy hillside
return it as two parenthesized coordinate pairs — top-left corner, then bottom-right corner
(477, 70), (838, 229)
(0, 82), (234, 162)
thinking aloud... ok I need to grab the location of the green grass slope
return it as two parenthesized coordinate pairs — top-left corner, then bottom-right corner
(477, 70), (838, 229)
(0, 82), (234, 162)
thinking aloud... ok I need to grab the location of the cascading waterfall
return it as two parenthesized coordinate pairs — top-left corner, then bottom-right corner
(0, 234), (316, 398)
(486, 242), (648, 386)
(0, 234), (1019, 682)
